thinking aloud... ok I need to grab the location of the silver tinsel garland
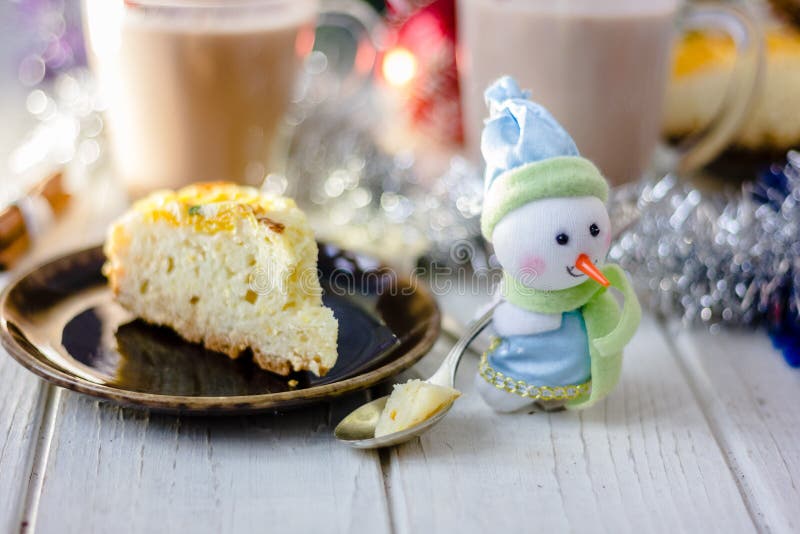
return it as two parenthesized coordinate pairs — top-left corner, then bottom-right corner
(281, 58), (486, 269)
(5, 69), (105, 204)
(610, 152), (800, 329)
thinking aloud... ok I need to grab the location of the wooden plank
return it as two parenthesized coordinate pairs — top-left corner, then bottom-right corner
(0, 337), (45, 533)
(0, 31), (44, 531)
(383, 316), (757, 533)
(32, 390), (391, 534)
(671, 323), (800, 534)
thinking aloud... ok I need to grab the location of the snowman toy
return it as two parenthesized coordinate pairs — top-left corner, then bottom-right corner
(475, 76), (642, 413)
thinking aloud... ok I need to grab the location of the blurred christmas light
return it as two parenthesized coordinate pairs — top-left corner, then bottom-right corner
(295, 26), (316, 58)
(16, 0), (87, 83)
(382, 47), (418, 87)
(380, 0), (462, 144)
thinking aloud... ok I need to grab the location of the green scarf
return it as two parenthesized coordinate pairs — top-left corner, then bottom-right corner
(502, 264), (641, 409)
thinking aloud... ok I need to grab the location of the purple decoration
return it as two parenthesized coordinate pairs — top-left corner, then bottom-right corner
(16, 0), (86, 84)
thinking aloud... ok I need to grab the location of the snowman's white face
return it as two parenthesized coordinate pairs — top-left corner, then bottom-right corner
(492, 196), (611, 291)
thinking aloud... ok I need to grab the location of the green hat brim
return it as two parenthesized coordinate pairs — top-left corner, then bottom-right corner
(481, 156), (609, 240)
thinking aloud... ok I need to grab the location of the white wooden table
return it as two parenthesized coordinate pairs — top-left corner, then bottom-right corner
(1, 190), (799, 534)
(1, 12), (798, 526)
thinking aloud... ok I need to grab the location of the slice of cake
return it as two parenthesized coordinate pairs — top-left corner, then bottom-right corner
(104, 182), (338, 376)
(374, 379), (461, 437)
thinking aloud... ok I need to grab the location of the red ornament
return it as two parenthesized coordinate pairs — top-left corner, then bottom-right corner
(381, 0), (462, 145)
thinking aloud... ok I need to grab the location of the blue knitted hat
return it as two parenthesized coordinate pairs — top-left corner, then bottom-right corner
(480, 76), (608, 239)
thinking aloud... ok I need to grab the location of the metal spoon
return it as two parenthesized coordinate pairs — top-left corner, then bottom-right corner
(334, 302), (497, 448)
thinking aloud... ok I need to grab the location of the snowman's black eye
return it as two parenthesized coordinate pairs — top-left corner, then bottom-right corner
(556, 233), (569, 245)
(589, 223), (600, 237)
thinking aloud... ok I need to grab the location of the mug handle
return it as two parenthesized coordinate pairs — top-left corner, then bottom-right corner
(268, 0), (382, 179)
(312, 0), (385, 100)
(669, 3), (764, 174)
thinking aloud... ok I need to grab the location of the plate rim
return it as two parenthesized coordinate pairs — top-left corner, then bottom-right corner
(0, 245), (441, 414)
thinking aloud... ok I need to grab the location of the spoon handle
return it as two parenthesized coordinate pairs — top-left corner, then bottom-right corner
(427, 302), (498, 388)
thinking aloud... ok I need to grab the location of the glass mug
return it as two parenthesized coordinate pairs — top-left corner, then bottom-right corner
(457, 0), (763, 185)
(82, 0), (377, 197)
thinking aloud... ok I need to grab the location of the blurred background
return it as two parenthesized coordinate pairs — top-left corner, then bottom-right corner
(2, 0), (800, 365)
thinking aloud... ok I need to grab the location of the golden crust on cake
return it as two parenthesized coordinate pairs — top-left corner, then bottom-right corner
(104, 182), (338, 376)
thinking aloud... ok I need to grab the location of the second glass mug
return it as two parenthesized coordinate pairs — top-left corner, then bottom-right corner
(82, 0), (378, 198)
(457, 0), (763, 186)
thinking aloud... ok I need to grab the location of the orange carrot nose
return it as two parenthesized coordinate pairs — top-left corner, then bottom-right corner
(575, 254), (610, 287)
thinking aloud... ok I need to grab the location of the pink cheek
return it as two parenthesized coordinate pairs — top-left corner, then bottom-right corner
(520, 256), (547, 279)
(604, 232), (611, 247)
